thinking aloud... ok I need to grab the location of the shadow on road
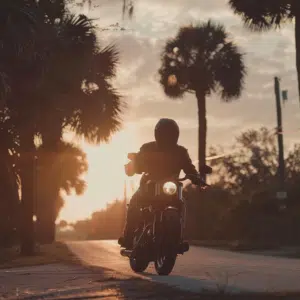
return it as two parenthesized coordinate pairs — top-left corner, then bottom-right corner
(142, 271), (244, 294)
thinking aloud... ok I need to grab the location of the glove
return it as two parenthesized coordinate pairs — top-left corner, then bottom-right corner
(191, 174), (209, 189)
(125, 161), (135, 176)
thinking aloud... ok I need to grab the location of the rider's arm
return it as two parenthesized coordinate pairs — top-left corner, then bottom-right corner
(181, 147), (200, 183)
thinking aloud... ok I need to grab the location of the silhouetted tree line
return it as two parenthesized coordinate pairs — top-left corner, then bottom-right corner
(56, 200), (126, 240)
(0, 0), (122, 255)
(66, 128), (300, 246)
(187, 127), (300, 245)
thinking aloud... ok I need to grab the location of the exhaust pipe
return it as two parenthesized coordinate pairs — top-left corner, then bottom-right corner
(120, 249), (132, 257)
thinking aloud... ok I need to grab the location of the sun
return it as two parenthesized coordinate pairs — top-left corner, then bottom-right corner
(58, 123), (141, 223)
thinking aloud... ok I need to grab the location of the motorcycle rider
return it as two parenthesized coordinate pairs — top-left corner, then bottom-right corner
(118, 118), (209, 249)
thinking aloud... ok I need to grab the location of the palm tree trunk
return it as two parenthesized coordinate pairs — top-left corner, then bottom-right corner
(19, 130), (36, 255)
(0, 155), (20, 247)
(36, 125), (62, 244)
(196, 89), (207, 182)
(36, 149), (60, 244)
(295, 12), (300, 103)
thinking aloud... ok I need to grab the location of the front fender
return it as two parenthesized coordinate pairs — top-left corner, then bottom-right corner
(163, 207), (180, 222)
(159, 207), (181, 250)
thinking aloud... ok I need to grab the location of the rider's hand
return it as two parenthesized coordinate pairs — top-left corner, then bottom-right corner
(125, 162), (135, 176)
(192, 174), (209, 189)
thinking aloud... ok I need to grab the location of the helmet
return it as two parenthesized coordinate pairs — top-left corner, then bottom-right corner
(154, 118), (180, 148)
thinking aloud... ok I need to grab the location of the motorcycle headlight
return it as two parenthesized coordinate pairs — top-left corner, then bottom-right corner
(163, 181), (177, 195)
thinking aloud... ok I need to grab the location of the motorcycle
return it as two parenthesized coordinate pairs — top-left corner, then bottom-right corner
(119, 153), (211, 276)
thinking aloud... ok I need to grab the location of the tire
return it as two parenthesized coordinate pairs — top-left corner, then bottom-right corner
(154, 209), (181, 276)
(154, 254), (177, 275)
(129, 257), (149, 273)
(129, 229), (149, 273)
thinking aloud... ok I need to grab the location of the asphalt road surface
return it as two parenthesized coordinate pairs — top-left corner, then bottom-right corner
(67, 240), (300, 294)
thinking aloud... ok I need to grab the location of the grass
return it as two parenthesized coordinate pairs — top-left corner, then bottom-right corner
(0, 242), (80, 269)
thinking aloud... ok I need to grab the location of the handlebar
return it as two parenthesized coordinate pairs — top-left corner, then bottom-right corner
(178, 174), (210, 188)
(126, 152), (210, 188)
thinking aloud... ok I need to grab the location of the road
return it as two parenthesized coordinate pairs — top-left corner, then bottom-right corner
(67, 240), (300, 294)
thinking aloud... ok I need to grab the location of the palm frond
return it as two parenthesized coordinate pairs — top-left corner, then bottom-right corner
(36, 0), (66, 24)
(213, 43), (246, 100)
(69, 83), (124, 144)
(228, 0), (293, 31)
(0, 72), (10, 104)
(159, 20), (245, 100)
(87, 45), (119, 81)
(37, 140), (88, 197)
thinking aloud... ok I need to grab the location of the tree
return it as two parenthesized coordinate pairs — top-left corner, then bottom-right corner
(0, 0), (38, 105)
(159, 21), (246, 178)
(71, 199), (126, 240)
(35, 142), (88, 243)
(209, 127), (300, 243)
(209, 126), (300, 212)
(32, 2), (122, 243)
(0, 110), (20, 247)
(210, 127), (278, 196)
(58, 220), (68, 228)
(0, 0), (123, 254)
(228, 0), (300, 101)
(0, 0), (54, 255)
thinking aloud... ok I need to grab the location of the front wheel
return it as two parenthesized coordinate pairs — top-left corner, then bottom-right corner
(129, 230), (149, 273)
(154, 254), (177, 275)
(154, 208), (181, 276)
(129, 257), (149, 273)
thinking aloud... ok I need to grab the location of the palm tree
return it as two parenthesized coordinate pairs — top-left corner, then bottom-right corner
(0, 110), (20, 247)
(35, 141), (88, 243)
(228, 0), (300, 101)
(159, 21), (246, 179)
(0, 1), (50, 255)
(32, 10), (122, 243)
(0, 0), (38, 105)
(1, 1), (123, 253)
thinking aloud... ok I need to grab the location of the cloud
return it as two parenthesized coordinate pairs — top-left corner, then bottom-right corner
(78, 0), (298, 149)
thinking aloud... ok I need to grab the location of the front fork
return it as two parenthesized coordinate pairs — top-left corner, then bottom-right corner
(178, 185), (186, 241)
(180, 199), (186, 241)
(179, 188), (189, 254)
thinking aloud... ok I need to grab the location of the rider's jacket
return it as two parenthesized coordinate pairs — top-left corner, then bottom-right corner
(125, 141), (199, 185)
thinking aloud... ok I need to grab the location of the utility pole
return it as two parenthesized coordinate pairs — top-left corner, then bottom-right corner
(274, 77), (286, 204)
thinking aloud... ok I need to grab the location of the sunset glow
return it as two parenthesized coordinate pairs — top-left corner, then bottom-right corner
(57, 0), (299, 223)
(58, 124), (141, 222)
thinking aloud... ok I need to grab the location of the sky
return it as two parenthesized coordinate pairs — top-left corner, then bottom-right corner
(58, 0), (299, 223)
